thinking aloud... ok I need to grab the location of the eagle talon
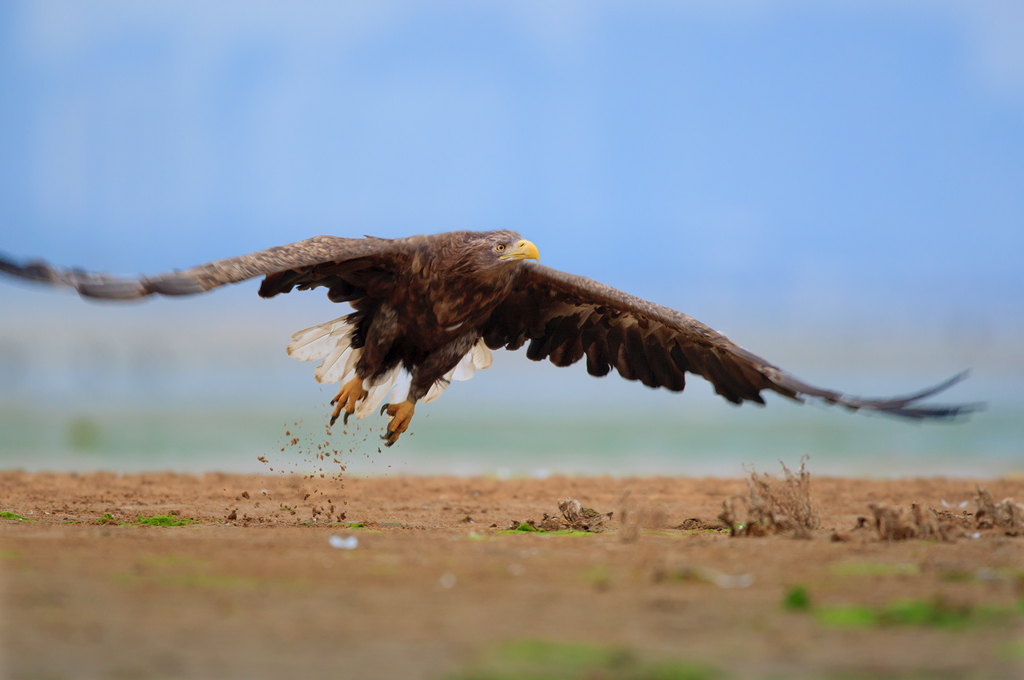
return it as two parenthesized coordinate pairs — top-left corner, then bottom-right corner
(330, 376), (368, 426)
(380, 403), (390, 416)
(381, 400), (415, 445)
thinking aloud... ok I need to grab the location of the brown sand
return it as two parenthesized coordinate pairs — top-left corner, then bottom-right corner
(2, 471), (1023, 679)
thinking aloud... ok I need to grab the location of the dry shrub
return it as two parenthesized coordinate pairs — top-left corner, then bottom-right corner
(974, 487), (1024, 535)
(869, 502), (958, 542)
(541, 498), (613, 532)
(868, 487), (1023, 542)
(509, 497), (613, 533)
(718, 459), (820, 539)
(675, 517), (724, 531)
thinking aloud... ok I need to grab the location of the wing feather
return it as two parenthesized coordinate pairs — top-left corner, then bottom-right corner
(481, 263), (980, 420)
(0, 236), (412, 301)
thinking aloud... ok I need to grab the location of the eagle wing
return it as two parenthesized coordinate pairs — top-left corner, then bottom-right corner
(0, 235), (412, 301)
(481, 264), (977, 420)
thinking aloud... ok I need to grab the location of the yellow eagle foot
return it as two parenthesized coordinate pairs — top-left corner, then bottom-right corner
(330, 377), (368, 426)
(379, 401), (415, 447)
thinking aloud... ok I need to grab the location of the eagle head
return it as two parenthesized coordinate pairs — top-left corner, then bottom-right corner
(487, 231), (540, 264)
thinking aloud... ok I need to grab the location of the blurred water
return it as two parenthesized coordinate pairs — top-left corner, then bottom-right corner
(1, 392), (1019, 479)
(0, 292), (1019, 478)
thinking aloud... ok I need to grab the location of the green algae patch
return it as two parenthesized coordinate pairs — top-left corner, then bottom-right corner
(444, 639), (723, 680)
(816, 597), (1021, 630)
(0, 511), (33, 522)
(134, 514), (196, 527)
(498, 524), (592, 537)
(97, 512), (116, 525)
(139, 555), (207, 569)
(784, 585), (812, 611)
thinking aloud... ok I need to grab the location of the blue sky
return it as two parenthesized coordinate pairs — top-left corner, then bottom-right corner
(1, 0), (1022, 387)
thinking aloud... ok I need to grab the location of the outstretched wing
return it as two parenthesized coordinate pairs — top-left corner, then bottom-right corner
(481, 264), (979, 420)
(0, 236), (412, 301)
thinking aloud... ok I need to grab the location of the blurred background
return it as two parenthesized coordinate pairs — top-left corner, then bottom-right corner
(0, 0), (1021, 477)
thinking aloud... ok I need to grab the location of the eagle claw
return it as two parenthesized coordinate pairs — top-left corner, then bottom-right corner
(329, 377), (368, 428)
(381, 400), (415, 446)
(380, 403), (390, 416)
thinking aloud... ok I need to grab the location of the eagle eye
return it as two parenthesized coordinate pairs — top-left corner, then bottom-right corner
(495, 244), (506, 252)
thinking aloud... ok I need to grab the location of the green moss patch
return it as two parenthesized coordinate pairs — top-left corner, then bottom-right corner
(498, 526), (592, 537)
(0, 511), (33, 522)
(784, 586), (812, 611)
(444, 639), (722, 680)
(134, 514), (195, 527)
(139, 555), (207, 569)
(816, 597), (1021, 630)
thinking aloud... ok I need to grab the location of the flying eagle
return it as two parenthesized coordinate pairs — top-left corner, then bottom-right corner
(0, 231), (977, 445)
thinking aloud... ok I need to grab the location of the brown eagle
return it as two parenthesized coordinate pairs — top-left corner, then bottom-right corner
(0, 231), (977, 445)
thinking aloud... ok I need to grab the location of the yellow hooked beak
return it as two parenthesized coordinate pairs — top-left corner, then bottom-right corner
(499, 239), (540, 263)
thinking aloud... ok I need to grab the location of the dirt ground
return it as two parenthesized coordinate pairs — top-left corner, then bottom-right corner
(2, 470), (1023, 680)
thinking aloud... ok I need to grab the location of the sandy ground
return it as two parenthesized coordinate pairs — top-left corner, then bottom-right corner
(2, 470), (1023, 680)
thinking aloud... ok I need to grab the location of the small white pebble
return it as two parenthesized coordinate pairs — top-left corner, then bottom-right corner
(329, 535), (358, 550)
(508, 563), (524, 577)
(440, 572), (456, 589)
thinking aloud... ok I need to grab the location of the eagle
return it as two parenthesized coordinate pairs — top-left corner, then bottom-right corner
(0, 231), (977, 446)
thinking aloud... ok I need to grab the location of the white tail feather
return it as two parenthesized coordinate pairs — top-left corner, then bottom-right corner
(287, 316), (355, 362)
(342, 346), (362, 380)
(389, 370), (412, 404)
(421, 377), (451, 403)
(450, 339), (492, 382)
(316, 346), (357, 384)
(356, 367), (401, 419)
(471, 341), (493, 369)
(451, 352), (476, 382)
(288, 320), (494, 411)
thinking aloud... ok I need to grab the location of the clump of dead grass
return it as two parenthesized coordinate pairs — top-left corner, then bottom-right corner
(974, 487), (1024, 535)
(868, 487), (1024, 541)
(718, 459), (820, 539)
(869, 503), (959, 542)
(507, 497), (613, 533)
